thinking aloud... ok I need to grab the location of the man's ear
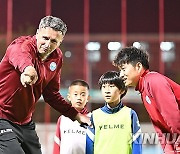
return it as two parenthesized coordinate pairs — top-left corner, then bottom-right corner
(67, 93), (71, 102)
(35, 29), (39, 39)
(136, 62), (143, 72)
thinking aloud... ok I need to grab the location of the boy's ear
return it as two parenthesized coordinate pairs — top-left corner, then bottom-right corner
(87, 95), (91, 102)
(120, 90), (125, 95)
(120, 89), (127, 99)
(67, 93), (71, 101)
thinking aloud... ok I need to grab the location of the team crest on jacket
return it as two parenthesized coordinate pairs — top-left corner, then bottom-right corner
(145, 95), (151, 104)
(50, 62), (57, 71)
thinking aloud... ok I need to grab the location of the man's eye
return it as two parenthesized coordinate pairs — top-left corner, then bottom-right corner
(51, 40), (57, 44)
(43, 36), (49, 40)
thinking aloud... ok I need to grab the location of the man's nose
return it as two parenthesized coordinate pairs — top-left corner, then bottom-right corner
(45, 40), (51, 48)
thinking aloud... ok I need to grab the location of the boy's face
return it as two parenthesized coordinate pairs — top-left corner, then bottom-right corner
(118, 63), (142, 87)
(101, 83), (122, 108)
(67, 85), (89, 111)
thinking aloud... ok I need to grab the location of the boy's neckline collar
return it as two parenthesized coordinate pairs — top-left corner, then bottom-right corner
(106, 101), (123, 110)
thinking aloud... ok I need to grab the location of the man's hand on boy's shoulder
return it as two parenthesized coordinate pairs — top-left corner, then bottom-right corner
(75, 113), (91, 126)
(80, 123), (89, 129)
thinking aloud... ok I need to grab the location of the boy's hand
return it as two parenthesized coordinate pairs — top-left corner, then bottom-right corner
(75, 113), (91, 126)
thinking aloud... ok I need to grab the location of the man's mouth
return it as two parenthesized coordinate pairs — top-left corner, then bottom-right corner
(43, 48), (49, 52)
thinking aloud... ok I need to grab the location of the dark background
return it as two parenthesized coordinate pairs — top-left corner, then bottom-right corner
(0, 0), (180, 34)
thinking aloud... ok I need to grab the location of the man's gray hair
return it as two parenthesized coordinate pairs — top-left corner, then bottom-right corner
(39, 16), (67, 35)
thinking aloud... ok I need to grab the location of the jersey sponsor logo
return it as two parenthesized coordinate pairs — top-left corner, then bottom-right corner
(0, 128), (13, 135)
(63, 129), (86, 135)
(99, 124), (124, 130)
(145, 95), (151, 104)
(50, 62), (57, 71)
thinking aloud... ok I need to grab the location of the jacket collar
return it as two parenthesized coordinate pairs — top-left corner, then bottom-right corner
(135, 69), (150, 93)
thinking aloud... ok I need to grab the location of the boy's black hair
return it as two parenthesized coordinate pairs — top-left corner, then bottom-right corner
(98, 71), (127, 99)
(113, 46), (149, 69)
(70, 79), (89, 90)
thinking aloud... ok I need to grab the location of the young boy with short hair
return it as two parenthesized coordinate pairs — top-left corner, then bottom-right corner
(53, 79), (90, 154)
(86, 71), (142, 154)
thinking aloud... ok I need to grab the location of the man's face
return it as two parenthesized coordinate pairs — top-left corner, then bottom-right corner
(67, 85), (89, 112)
(119, 63), (141, 87)
(101, 83), (122, 108)
(36, 27), (64, 59)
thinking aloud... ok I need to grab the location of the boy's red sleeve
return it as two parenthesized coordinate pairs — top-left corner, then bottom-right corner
(53, 117), (62, 154)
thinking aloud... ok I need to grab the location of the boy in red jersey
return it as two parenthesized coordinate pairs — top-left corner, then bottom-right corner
(113, 46), (180, 153)
(53, 79), (91, 154)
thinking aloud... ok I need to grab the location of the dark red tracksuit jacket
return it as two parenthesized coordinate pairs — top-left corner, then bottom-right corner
(136, 70), (180, 153)
(0, 35), (78, 125)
